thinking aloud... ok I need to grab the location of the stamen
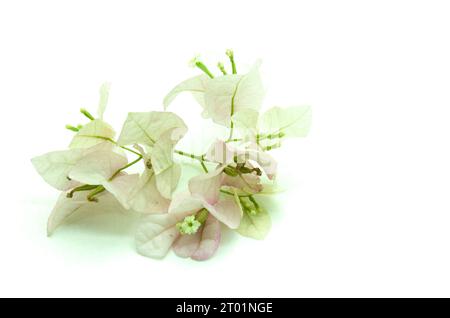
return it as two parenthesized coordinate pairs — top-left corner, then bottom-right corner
(66, 184), (99, 198)
(86, 185), (106, 202)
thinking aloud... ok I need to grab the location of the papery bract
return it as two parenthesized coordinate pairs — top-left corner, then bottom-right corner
(164, 61), (264, 127)
(237, 206), (272, 240)
(47, 191), (127, 236)
(117, 111), (187, 198)
(31, 142), (118, 191)
(232, 105), (312, 148)
(31, 148), (85, 191)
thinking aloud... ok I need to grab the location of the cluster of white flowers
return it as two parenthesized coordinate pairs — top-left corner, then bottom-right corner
(32, 51), (311, 261)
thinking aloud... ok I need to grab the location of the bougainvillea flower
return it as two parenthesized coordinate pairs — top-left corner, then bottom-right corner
(127, 145), (171, 214)
(32, 142), (138, 234)
(135, 169), (243, 260)
(31, 142), (118, 191)
(70, 82), (116, 149)
(46, 191), (128, 236)
(67, 143), (139, 209)
(163, 61), (264, 127)
(117, 111), (187, 199)
(206, 139), (278, 182)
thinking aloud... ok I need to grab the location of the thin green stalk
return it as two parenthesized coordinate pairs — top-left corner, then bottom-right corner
(120, 145), (142, 157)
(77, 135), (143, 158)
(200, 161), (208, 173)
(227, 77), (243, 141)
(257, 132), (285, 141)
(226, 138), (242, 143)
(174, 150), (209, 173)
(87, 185), (106, 202)
(174, 150), (205, 161)
(109, 156), (143, 181)
(66, 184), (99, 198)
(220, 189), (252, 197)
(248, 195), (260, 211)
(263, 143), (281, 151)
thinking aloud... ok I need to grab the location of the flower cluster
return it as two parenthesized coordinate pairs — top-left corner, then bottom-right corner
(32, 50), (311, 261)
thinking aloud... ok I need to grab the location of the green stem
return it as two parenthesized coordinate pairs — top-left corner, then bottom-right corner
(228, 122), (235, 141)
(263, 143), (281, 151)
(226, 138), (242, 143)
(174, 150), (209, 173)
(200, 161), (208, 173)
(220, 189), (252, 197)
(109, 156), (143, 181)
(66, 184), (99, 198)
(257, 132), (286, 141)
(120, 145), (142, 157)
(87, 185), (106, 202)
(81, 135), (143, 158)
(248, 195), (260, 211)
(174, 150), (205, 161)
(227, 77), (242, 141)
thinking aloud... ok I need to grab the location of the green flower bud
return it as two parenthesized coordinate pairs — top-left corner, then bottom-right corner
(80, 108), (95, 121)
(217, 62), (227, 75)
(65, 124), (79, 132)
(223, 166), (239, 177)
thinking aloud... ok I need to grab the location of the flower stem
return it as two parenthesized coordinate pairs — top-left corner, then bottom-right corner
(174, 150), (205, 161)
(120, 145), (142, 157)
(227, 77), (242, 141)
(109, 156), (143, 181)
(257, 132), (285, 141)
(262, 143), (281, 151)
(226, 138), (242, 143)
(82, 135), (144, 158)
(66, 184), (99, 198)
(200, 161), (209, 173)
(248, 195), (260, 211)
(174, 150), (209, 173)
(87, 185), (106, 202)
(220, 189), (252, 197)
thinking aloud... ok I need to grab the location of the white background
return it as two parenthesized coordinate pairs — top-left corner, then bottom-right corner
(1, 0), (450, 297)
